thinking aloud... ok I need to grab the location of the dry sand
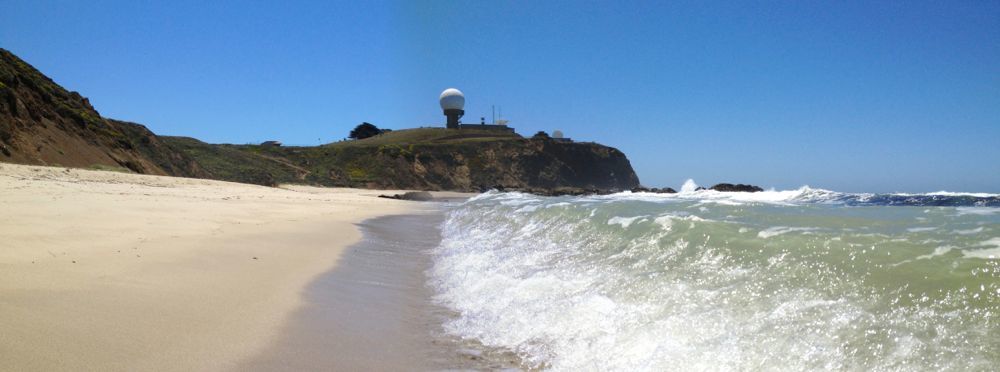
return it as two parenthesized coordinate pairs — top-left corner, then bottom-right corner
(0, 163), (431, 371)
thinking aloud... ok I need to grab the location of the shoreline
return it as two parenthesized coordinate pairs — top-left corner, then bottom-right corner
(240, 212), (446, 370)
(0, 163), (421, 371)
(242, 210), (524, 371)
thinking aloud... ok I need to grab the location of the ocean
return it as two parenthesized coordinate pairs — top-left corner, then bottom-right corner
(427, 184), (1000, 371)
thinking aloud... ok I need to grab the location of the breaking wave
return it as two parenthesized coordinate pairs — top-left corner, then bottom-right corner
(428, 190), (1000, 371)
(617, 181), (1000, 207)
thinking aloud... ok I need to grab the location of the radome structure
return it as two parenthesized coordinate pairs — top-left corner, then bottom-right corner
(438, 88), (515, 133)
(440, 88), (465, 129)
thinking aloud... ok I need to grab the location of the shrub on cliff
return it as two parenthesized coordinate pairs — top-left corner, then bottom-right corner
(349, 122), (383, 140)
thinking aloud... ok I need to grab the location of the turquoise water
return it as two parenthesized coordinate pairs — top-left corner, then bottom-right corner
(428, 188), (1000, 371)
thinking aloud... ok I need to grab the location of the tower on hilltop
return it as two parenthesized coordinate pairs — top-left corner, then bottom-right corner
(439, 88), (465, 129)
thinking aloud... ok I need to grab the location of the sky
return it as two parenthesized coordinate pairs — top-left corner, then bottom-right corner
(2, 0), (998, 192)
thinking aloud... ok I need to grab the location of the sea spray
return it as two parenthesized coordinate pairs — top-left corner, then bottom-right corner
(428, 189), (1000, 370)
(680, 178), (700, 193)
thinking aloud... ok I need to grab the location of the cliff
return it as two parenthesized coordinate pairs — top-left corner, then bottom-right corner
(0, 48), (640, 194)
(0, 49), (205, 175)
(161, 128), (640, 193)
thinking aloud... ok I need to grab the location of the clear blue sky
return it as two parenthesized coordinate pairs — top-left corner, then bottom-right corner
(2, 1), (998, 192)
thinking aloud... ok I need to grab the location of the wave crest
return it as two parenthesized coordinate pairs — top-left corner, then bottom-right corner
(619, 183), (999, 207)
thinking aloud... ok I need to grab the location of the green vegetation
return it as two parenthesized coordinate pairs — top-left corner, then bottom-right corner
(79, 110), (105, 128)
(348, 122), (383, 140)
(160, 136), (302, 186)
(329, 127), (520, 147)
(347, 167), (369, 181)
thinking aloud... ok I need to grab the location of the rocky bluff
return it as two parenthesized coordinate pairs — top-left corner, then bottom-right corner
(160, 129), (640, 194)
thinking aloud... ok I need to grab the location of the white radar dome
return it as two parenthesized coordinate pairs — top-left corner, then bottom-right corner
(553, 130), (564, 138)
(439, 88), (465, 110)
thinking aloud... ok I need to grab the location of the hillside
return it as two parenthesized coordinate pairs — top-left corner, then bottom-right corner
(0, 49), (204, 176)
(0, 48), (640, 194)
(327, 127), (522, 146)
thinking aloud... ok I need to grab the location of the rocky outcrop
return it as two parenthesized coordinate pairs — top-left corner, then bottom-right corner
(709, 183), (764, 192)
(378, 191), (434, 201)
(161, 135), (641, 194)
(323, 139), (639, 193)
(631, 186), (677, 194)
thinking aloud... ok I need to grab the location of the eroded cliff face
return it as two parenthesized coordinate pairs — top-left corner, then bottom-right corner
(158, 135), (640, 194)
(289, 139), (640, 193)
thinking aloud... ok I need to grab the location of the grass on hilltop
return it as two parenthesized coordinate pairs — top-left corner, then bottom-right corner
(324, 127), (522, 147)
(159, 127), (529, 187)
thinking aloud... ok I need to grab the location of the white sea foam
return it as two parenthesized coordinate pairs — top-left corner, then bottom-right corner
(903, 191), (1000, 198)
(653, 214), (707, 231)
(622, 182), (997, 208)
(963, 248), (1000, 259)
(680, 178), (699, 193)
(432, 189), (1000, 370)
(915, 246), (955, 260)
(956, 207), (1000, 216)
(608, 216), (646, 228)
(612, 184), (847, 206)
(758, 226), (819, 239)
(954, 227), (984, 235)
(963, 238), (1000, 259)
(516, 205), (539, 212)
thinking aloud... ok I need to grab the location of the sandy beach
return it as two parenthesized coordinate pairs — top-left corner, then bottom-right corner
(0, 163), (427, 371)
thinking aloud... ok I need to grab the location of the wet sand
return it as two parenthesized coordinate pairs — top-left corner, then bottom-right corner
(241, 212), (444, 370)
(242, 211), (524, 371)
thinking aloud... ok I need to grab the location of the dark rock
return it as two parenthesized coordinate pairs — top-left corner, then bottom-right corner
(483, 184), (505, 192)
(632, 186), (677, 194)
(402, 191), (434, 201)
(378, 191), (434, 201)
(709, 183), (764, 192)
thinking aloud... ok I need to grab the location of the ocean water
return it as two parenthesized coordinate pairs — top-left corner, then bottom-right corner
(427, 185), (1000, 371)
